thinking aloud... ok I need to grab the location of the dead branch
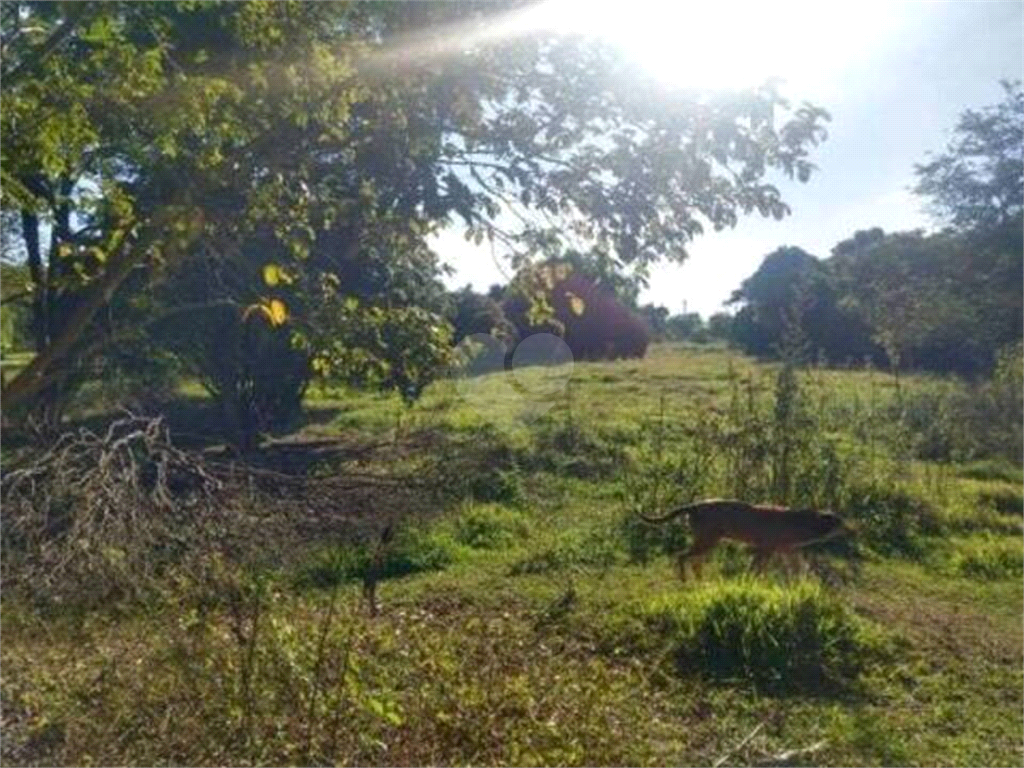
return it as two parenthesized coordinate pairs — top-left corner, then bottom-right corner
(1, 414), (440, 608)
(714, 722), (765, 768)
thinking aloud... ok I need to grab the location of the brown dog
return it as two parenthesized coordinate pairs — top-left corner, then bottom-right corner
(640, 499), (848, 579)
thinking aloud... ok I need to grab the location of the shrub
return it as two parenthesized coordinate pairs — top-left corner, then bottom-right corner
(977, 486), (1023, 517)
(525, 420), (631, 480)
(617, 507), (690, 566)
(638, 579), (884, 692)
(957, 460), (1024, 485)
(431, 425), (525, 506)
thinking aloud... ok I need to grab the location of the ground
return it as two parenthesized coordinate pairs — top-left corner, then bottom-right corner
(2, 343), (1021, 766)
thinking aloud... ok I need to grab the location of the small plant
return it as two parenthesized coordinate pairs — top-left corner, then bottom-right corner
(508, 526), (619, 575)
(526, 419), (631, 480)
(297, 525), (456, 590)
(957, 459), (1024, 485)
(451, 503), (532, 550)
(842, 481), (942, 558)
(977, 485), (1024, 517)
(638, 579), (885, 692)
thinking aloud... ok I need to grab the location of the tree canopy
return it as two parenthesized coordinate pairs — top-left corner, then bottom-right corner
(729, 82), (1022, 376)
(1, 1), (830, 432)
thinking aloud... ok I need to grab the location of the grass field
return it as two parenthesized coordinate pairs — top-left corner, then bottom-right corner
(2, 343), (1022, 766)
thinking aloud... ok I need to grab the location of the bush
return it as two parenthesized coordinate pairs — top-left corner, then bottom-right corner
(977, 486), (1023, 517)
(891, 361), (1023, 465)
(429, 425), (526, 506)
(525, 420), (631, 480)
(638, 579), (884, 692)
(617, 508), (691, 566)
(957, 459), (1024, 484)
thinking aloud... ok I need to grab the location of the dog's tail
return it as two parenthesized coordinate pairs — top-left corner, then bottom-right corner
(638, 500), (704, 524)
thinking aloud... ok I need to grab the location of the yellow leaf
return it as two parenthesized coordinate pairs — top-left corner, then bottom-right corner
(241, 299), (287, 326)
(262, 263), (292, 286)
(566, 291), (585, 316)
(267, 298), (288, 326)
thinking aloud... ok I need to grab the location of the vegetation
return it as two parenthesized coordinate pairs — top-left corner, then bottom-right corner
(727, 83), (1022, 377)
(0, 0), (828, 435)
(3, 346), (1021, 766)
(1, 3), (1020, 767)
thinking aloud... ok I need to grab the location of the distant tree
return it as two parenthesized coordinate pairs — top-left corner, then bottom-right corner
(729, 245), (878, 364)
(449, 285), (515, 345)
(502, 264), (649, 361)
(830, 228), (1019, 377)
(912, 81), (1023, 374)
(914, 81), (1023, 232)
(666, 312), (704, 341)
(705, 312), (734, 341)
(638, 304), (670, 340)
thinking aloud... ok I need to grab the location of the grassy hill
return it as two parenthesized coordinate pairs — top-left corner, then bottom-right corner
(2, 344), (1021, 766)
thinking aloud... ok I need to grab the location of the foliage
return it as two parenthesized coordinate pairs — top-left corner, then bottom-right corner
(951, 535), (1024, 580)
(451, 503), (532, 550)
(507, 524), (619, 575)
(729, 245), (880, 365)
(729, 84), (1022, 377)
(503, 264), (651, 361)
(1, 1), (830, 426)
(914, 80), (1023, 232)
(637, 579), (884, 692)
(447, 284), (516, 345)
(664, 310), (705, 341)
(297, 526), (457, 591)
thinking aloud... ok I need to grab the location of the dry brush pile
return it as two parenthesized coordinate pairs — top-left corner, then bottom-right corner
(1, 415), (441, 609)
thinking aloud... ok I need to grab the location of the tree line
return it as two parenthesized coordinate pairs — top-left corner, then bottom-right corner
(728, 81), (1022, 377)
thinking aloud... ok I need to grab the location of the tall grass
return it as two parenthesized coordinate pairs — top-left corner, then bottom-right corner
(631, 579), (885, 693)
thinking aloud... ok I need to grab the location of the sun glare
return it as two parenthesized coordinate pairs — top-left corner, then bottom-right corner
(525, 0), (903, 92)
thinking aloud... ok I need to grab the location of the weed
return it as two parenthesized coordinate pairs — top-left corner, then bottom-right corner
(507, 526), (619, 575)
(296, 525), (456, 590)
(450, 503), (532, 550)
(977, 485), (1024, 517)
(638, 579), (886, 693)
(842, 481), (942, 558)
(957, 459), (1024, 485)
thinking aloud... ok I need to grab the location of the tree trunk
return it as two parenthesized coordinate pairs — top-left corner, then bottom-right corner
(1, 227), (136, 412)
(20, 208), (47, 353)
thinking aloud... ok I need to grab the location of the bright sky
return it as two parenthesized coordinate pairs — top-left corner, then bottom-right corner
(431, 0), (1024, 318)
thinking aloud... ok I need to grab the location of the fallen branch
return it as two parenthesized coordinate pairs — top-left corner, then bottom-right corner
(714, 722), (765, 768)
(757, 739), (829, 766)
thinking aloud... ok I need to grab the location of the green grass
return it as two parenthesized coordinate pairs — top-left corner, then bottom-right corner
(3, 343), (1022, 766)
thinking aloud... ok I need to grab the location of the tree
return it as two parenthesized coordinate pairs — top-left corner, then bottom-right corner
(449, 285), (514, 345)
(705, 312), (733, 341)
(2, 1), (831, 429)
(830, 228), (1019, 376)
(914, 80), (1023, 232)
(729, 245), (878, 364)
(666, 312), (703, 341)
(638, 304), (670, 340)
